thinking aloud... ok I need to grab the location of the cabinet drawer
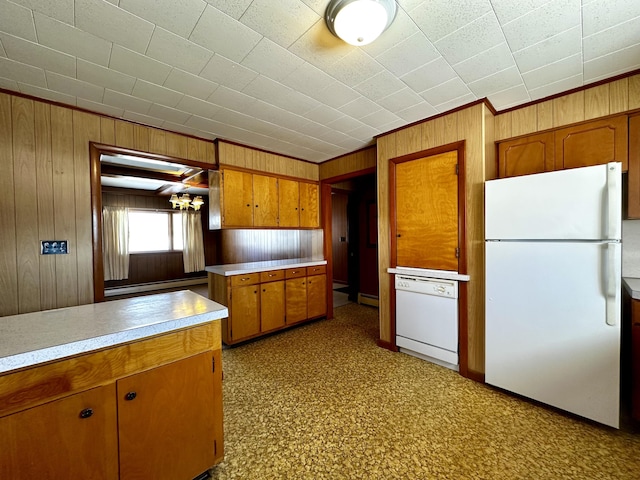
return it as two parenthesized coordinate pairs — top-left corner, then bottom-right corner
(260, 269), (285, 283)
(285, 268), (306, 279)
(307, 265), (326, 276)
(231, 273), (260, 287)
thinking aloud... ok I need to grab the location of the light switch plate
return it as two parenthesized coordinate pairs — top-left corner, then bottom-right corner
(41, 240), (68, 255)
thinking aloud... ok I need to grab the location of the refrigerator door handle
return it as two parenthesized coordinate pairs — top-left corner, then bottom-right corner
(606, 162), (621, 240)
(605, 242), (621, 326)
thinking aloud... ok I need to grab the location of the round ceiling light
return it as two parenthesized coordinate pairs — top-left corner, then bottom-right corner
(325, 0), (397, 46)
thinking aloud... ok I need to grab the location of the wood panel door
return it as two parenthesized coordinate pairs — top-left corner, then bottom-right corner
(253, 174), (278, 227)
(222, 169), (253, 227)
(498, 131), (555, 178)
(555, 115), (628, 171)
(261, 280), (285, 332)
(300, 182), (320, 228)
(230, 284), (260, 341)
(331, 191), (349, 284)
(0, 384), (118, 480)
(278, 178), (300, 227)
(395, 150), (459, 271)
(286, 278), (307, 324)
(307, 273), (327, 319)
(117, 352), (216, 480)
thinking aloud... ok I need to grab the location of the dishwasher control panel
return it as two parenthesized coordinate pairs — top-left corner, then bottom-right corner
(395, 275), (458, 298)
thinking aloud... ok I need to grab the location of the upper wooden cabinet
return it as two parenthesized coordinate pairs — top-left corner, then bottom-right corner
(278, 178), (300, 227)
(299, 182), (320, 228)
(221, 169), (253, 227)
(498, 131), (555, 178)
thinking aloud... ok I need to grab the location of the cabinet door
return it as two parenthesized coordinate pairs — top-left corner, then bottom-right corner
(299, 182), (320, 228)
(498, 131), (555, 178)
(253, 174), (278, 227)
(307, 273), (327, 319)
(395, 150), (459, 271)
(222, 169), (253, 227)
(0, 385), (118, 480)
(117, 352), (216, 480)
(261, 280), (285, 332)
(626, 115), (640, 219)
(278, 178), (300, 227)
(555, 115), (628, 171)
(230, 284), (260, 341)
(286, 278), (307, 324)
(632, 300), (640, 421)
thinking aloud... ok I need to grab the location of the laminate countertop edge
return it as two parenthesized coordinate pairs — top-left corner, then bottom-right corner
(206, 258), (327, 276)
(623, 277), (640, 300)
(0, 291), (228, 374)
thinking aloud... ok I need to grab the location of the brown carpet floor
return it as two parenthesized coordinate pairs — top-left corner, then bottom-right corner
(210, 303), (640, 479)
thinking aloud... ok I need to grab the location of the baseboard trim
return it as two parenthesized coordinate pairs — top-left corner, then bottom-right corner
(377, 339), (398, 352)
(105, 278), (207, 297)
(357, 293), (379, 307)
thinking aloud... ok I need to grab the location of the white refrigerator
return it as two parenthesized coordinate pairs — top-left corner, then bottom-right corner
(485, 162), (622, 428)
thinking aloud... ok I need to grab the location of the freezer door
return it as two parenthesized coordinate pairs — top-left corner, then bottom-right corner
(485, 162), (621, 240)
(485, 241), (621, 428)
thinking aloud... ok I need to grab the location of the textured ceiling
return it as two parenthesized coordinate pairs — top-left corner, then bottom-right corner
(0, 0), (639, 163)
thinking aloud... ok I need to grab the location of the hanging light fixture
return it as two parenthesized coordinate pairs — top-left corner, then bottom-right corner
(169, 193), (204, 211)
(325, 0), (397, 46)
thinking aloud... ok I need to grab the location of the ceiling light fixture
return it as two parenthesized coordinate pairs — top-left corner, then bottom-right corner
(325, 0), (397, 46)
(169, 193), (204, 211)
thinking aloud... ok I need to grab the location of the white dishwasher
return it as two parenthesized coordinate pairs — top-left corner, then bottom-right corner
(395, 275), (459, 370)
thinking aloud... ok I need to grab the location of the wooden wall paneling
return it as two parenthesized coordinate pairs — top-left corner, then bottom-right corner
(511, 105), (537, 137)
(187, 138), (205, 163)
(0, 93), (18, 316)
(536, 100), (554, 131)
(319, 147), (377, 180)
(434, 114), (458, 146)
(484, 104), (497, 181)
(149, 129), (167, 155)
(133, 124), (149, 152)
(99, 118), (115, 145)
(630, 74), (640, 110)
(51, 105), (79, 308)
(165, 132), (188, 159)
(206, 141), (216, 165)
(493, 112), (512, 141)
(114, 120), (135, 149)
(73, 111), (101, 305)
(12, 96), (40, 313)
(609, 78), (629, 114)
(553, 91), (585, 127)
(395, 124), (422, 156)
(584, 84), (610, 120)
(34, 102), (56, 311)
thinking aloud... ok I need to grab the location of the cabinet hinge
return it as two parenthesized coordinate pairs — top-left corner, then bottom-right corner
(455, 164), (459, 175)
(455, 247), (460, 258)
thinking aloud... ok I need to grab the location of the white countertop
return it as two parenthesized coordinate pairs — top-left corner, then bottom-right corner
(387, 267), (471, 282)
(0, 291), (228, 374)
(206, 258), (327, 276)
(623, 277), (640, 299)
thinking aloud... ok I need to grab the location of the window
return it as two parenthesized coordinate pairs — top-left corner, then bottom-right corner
(128, 210), (183, 253)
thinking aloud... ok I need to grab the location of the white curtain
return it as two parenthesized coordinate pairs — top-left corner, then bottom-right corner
(102, 206), (130, 281)
(182, 211), (205, 273)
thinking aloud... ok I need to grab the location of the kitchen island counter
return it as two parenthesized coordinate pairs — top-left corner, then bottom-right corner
(206, 257), (326, 276)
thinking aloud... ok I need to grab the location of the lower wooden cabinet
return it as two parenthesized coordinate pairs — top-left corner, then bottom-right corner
(631, 299), (640, 421)
(285, 277), (307, 325)
(261, 280), (285, 332)
(307, 273), (327, 319)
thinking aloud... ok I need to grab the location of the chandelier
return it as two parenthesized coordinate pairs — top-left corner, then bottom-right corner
(169, 193), (204, 211)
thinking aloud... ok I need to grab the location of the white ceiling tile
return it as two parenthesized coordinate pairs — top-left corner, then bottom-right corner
(490, 0), (554, 25)
(280, 62), (335, 98)
(208, 85), (257, 111)
(312, 81), (360, 109)
(453, 42), (516, 84)
(305, 104), (344, 124)
(300, 0), (329, 16)
(75, 0), (155, 54)
(77, 59), (136, 94)
(190, 6), (262, 63)
(0, 76), (19, 90)
(400, 57), (458, 92)
(0, 33), (75, 76)
(360, 109), (402, 129)
(249, 100), (309, 131)
(434, 92), (477, 111)
(325, 49), (384, 86)
(240, 0), (320, 48)
(410, 0), (493, 43)
(0, 38), (6, 56)
(216, 109), (281, 136)
(176, 95), (221, 119)
(243, 75), (318, 115)
(434, 12), (504, 65)
(103, 89), (153, 115)
(132, 80), (184, 108)
(512, 25), (581, 73)
(522, 53), (582, 90)
(420, 77), (473, 104)
(0, 1), (36, 41)
(468, 65), (524, 96)
(164, 69), (219, 100)
(45, 71), (104, 103)
(501, 0), (580, 52)
(148, 103), (191, 124)
(375, 33), (440, 77)
(122, 110), (166, 128)
(18, 82), (76, 104)
(161, 120), (205, 138)
(241, 38), (305, 81)
(583, 16), (640, 61)
(295, 120), (335, 139)
(326, 115), (365, 132)
(397, 0), (426, 11)
(584, 43), (640, 82)
(76, 98), (124, 117)
(339, 96), (381, 118)
(11, 0), (73, 25)
(345, 123), (380, 139)
(147, 27), (213, 75)
(203, 0), (252, 20)
(110, 45), (172, 84)
(200, 54), (259, 90)
(354, 70), (406, 101)
(361, 8), (420, 57)
(0, 57), (47, 88)
(487, 83), (531, 110)
(528, 73), (582, 100)
(583, 0), (640, 36)
(395, 101), (439, 122)
(119, 0), (205, 38)
(377, 88), (426, 113)
(34, 13), (112, 67)
(185, 114), (221, 133)
(288, 20), (352, 71)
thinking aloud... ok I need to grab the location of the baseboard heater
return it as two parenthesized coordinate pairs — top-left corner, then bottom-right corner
(105, 278), (207, 297)
(357, 293), (379, 307)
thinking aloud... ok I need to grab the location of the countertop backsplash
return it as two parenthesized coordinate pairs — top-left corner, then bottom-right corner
(623, 219), (640, 278)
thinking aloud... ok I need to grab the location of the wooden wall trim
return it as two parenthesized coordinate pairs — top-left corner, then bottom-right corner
(321, 182), (334, 319)
(320, 166), (376, 185)
(219, 164), (319, 184)
(215, 138), (315, 165)
(91, 143), (218, 171)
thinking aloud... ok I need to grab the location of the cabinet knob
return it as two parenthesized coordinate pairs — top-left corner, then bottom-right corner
(246, 204), (250, 207)
(79, 408), (94, 419)
(125, 391), (137, 401)
(255, 204), (259, 208)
